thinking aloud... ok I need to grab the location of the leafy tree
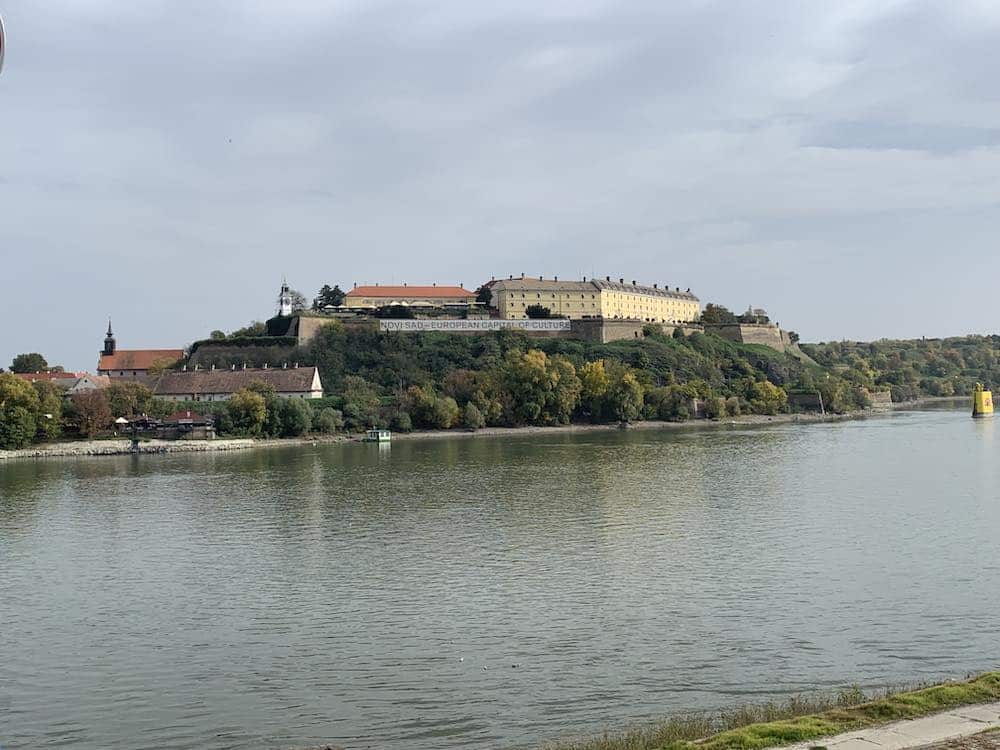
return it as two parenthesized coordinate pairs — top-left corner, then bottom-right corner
(313, 284), (346, 309)
(606, 366), (643, 422)
(579, 360), (610, 420)
(475, 285), (492, 306)
(288, 288), (308, 312)
(748, 380), (788, 415)
(106, 382), (155, 418)
(227, 389), (267, 436)
(462, 402), (485, 430)
(210, 330), (227, 340)
(277, 398), (311, 437)
(71, 391), (113, 437)
(391, 411), (413, 432)
(700, 304), (738, 325)
(32, 381), (63, 441)
(313, 408), (344, 434)
(341, 376), (382, 430)
(231, 321), (267, 337)
(0, 373), (41, 448)
(10, 353), (48, 373)
(433, 396), (460, 429)
(525, 304), (552, 319)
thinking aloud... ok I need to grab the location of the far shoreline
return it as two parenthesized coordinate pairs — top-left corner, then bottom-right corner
(0, 396), (968, 462)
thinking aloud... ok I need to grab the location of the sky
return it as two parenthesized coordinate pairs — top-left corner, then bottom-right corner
(2, 0), (999, 371)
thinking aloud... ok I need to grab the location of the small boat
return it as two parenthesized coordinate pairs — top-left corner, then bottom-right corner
(972, 383), (994, 418)
(364, 428), (392, 443)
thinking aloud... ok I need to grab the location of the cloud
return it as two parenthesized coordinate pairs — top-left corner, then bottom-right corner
(2, 0), (1000, 368)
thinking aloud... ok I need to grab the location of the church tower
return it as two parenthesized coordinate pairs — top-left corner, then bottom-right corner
(103, 319), (116, 356)
(277, 279), (293, 317)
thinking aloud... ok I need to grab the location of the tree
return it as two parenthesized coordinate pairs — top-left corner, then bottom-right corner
(227, 389), (267, 436)
(579, 360), (610, 420)
(462, 402), (485, 430)
(432, 396), (460, 429)
(313, 408), (344, 434)
(32, 381), (63, 441)
(71, 391), (113, 438)
(606, 367), (643, 422)
(277, 398), (311, 437)
(525, 304), (552, 319)
(313, 284), (346, 309)
(231, 321), (267, 337)
(0, 373), (42, 448)
(10, 353), (48, 373)
(748, 380), (788, 415)
(475, 285), (492, 306)
(700, 304), (738, 325)
(210, 330), (227, 340)
(106, 382), (155, 418)
(288, 288), (308, 312)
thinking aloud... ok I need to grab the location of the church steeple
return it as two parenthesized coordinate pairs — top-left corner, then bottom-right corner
(277, 278), (293, 317)
(103, 319), (116, 356)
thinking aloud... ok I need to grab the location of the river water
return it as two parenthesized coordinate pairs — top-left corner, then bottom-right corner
(2, 406), (998, 750)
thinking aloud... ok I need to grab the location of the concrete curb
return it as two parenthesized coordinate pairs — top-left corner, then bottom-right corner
(781, 702), (1000, 750)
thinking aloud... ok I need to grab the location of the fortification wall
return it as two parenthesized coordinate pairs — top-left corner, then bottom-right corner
(706, 323), (788, 352)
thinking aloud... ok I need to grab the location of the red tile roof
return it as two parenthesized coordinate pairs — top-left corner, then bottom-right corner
(98, 350), (184, 372)
(345, 285), (475, 299)
(14, 371), (83, 382)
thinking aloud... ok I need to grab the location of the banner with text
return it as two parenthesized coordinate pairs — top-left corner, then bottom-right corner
(379, 319), (571, 332)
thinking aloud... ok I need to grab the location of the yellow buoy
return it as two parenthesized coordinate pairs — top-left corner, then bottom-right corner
(972, 383), (994, 418)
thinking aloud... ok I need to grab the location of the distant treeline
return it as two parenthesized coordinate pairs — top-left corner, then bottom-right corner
(3, 329), (994, 450)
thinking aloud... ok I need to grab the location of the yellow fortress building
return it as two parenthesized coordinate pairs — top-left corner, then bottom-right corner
(484, 275), (700, 323)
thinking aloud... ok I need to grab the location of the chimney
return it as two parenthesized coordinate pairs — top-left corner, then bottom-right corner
(653, 283), (658, 289)
(619, 278), (624, 284)
(353, 282), (357, 288)
(632, 280), (636, 286)
(539, 275), (543, 281)
(606, 275), (610, 281)
(676, 287), (680, 292)
(403, 282), (407, 287)
(583, 276), (587, 282)
(433, 282), (436, 286)
(521, 272), (525, 279)
(554, 275), (558, 281)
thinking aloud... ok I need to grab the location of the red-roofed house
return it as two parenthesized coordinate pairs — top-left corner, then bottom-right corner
(96, 321), (184, 380)
(13, 371), (84, 386)
(343, 284), (476, 309)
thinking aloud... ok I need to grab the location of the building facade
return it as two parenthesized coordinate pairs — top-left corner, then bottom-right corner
(343, 284), (477, 310)
(96, 321), (184, 379)
(151, 366), (324, 402)
(484, 276), (700, 323)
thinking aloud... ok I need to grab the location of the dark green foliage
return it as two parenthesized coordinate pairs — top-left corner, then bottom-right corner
(525, 304), (553, 319)
(10, 352), (48, 373)
(374, 305), (416, 319)
(265, 316), (295, 336)
(802, 336), (1000, 402)
(312, 284), (346, 309)
(700, 304), (738, 325)
(277, 398), (311, 437)
(188, 336), (297, 355)
(0, 406), (36, 449)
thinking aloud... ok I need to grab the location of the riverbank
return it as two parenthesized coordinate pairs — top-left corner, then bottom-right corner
(0, 396), (966, 461)
(545, 671), (1000, 750)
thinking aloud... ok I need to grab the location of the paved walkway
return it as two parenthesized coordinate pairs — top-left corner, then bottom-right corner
(783, 703), (1000, 750)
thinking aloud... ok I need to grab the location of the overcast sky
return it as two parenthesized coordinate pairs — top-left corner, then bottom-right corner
(2, 0), (999, 370)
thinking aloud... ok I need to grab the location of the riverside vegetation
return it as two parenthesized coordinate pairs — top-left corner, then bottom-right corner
(547, 672), (1000, 750)
(3, 327), (1000, 450)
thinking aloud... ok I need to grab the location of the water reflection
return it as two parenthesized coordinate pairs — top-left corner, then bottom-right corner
(1, 408), (997, 750)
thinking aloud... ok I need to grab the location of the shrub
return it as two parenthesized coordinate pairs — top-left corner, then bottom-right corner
(313, 408), (344, 434)
(0, 406), (36, 449)
(391, 411), (413, 432)
(462, 402), (485, 430)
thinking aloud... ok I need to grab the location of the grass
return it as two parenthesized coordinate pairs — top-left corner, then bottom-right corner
(544, 672), (1000, 750)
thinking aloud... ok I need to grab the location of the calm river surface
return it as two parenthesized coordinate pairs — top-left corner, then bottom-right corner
(2, 406), (999, 750)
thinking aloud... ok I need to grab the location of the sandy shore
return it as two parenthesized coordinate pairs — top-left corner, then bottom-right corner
(0, 396), (966, 462)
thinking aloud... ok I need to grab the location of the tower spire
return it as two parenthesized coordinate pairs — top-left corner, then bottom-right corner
(103, 318), (117, 356)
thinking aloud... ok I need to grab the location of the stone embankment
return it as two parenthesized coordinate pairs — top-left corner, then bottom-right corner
(0, 438), (257, 460)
